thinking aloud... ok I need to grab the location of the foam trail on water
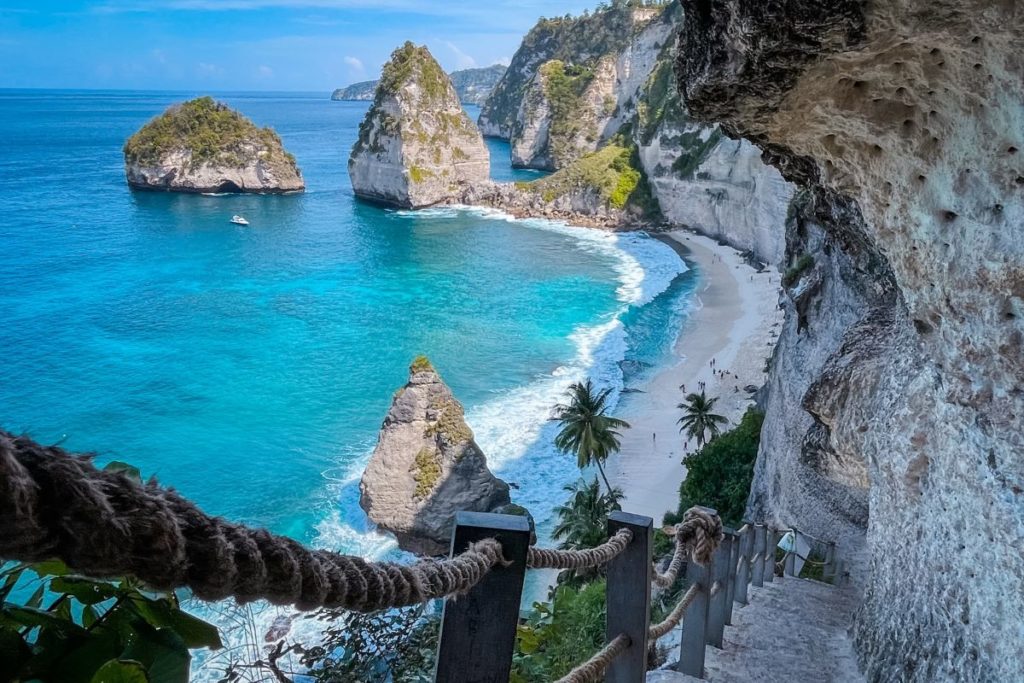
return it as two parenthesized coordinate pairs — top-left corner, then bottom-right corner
(192, 208), (687, 680)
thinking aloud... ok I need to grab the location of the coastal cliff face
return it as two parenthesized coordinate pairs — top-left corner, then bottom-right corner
(359, 358), (511, 556)
(677, 1), (1023, 680)
(332, 64), (506, 105)
(123, 97), (304, 194)
(348, 43), (490, 208)
(480, 4), (791, 261)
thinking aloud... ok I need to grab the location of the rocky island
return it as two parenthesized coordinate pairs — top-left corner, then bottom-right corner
(123, 96), (304, 194)
(359, 357), (511, 555)
(348, 42), (490, 208)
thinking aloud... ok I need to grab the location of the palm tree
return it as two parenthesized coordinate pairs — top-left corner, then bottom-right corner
(677, 390), (728, 449)
(552, 477), (625, 550)
(553, 380), (631, 493)
(552, 477), (624, 585)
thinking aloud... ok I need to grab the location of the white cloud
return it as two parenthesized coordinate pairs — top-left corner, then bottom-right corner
(196, 62), (225, 77)
(343, 55), (364, 75)
(256, 64), (274, 78)
(444, 41), (476, 70)
(496, 56), (511, 66)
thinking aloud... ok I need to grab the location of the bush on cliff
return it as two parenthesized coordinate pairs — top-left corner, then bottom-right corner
(664, 408), (764, 528)
(123, 96), (295, 171)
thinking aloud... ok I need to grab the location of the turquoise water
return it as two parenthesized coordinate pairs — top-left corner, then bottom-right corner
(0, 90), (695, 616)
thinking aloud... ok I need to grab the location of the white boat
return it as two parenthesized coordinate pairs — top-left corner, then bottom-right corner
(230, 215), (249, 226)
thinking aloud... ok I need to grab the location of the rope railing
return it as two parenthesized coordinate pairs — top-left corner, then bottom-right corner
(0, 430), (842, 683)
(648, 583), (700, 639)
(554, 633), (631, 683)
(0, 431), (505, 612)
(526, 528), (632, 569)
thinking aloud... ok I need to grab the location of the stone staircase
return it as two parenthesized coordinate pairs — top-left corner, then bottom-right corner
(649, 577), (863, 683)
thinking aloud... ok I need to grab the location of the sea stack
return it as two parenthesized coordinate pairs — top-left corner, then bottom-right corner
(359, 356), (510, 555)
(123, 96), (304, 194)
(348, 42), (489, 208)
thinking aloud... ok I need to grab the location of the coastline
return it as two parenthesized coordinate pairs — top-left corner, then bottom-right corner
(609, 230), (783, 524)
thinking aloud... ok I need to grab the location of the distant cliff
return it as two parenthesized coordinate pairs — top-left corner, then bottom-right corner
(478, 2), (791, 264)
(123, 96), (304, 194)
(348, 42), (490, 208)
(331, 80), (377, 101)
(332, 64), (506, 106)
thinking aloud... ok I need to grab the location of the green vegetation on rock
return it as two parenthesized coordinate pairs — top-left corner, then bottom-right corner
(526, 141), (656, 214)
(123, 96), (295, 172)
(539, 60), (596, 165)
(427, 396), (473, 446)
(664, 408), (764, 528)
(670, 127), (724, 179)
(783, 253), (815, 287)
(412, 447), (442, 499)
(379, 41), (450, 104)
(410, 355), (434, 373)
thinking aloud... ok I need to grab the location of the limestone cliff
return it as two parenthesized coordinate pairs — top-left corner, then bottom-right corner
(359, 357), (511, 556)
(677, 1), (1023, 680)
(348, 43), (490, 208)
(479, 4), (791, 262)
(123, 97), (304, 194)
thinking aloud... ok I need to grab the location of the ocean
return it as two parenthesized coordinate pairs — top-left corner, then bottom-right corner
(0, 89), (697, 665)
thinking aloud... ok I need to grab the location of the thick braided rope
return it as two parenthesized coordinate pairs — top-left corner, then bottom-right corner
(653, 506), (724, 586)
(0, 431), (506, 612)
(648, 583), (699, 640)
(554, 633), (631, 683)
(526, 528), (632, 570)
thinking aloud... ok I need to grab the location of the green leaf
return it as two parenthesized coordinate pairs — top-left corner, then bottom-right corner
(90, 659), (149, 683)
(120, 622), (190, 683)
(1, 605), (88, 637)
(51, 576), (119, 605)
(103, 461), (143, 483)
(83, 605), (99, 629)
(128, 599), (221, 650)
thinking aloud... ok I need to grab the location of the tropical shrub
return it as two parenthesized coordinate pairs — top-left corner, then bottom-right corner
(665, 408), (764, 528)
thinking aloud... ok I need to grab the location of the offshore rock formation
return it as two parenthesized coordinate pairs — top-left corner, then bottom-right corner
(677, 1), (1023, 680)
(123, 97), (304, 194)
(348, 43), (490, 208)
(359, 357), (510, 556)
(332, 64), (506, 106)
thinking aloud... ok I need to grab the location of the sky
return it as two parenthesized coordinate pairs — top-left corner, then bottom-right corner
(0, 0), (599, 91)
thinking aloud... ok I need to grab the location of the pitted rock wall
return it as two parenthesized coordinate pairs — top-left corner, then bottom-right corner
(677, 1), (1023, 680)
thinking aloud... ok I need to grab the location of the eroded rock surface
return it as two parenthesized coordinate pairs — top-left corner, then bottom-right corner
(359, 358), (510, 556)
(677, 1), (1023, 679)
(123, 96), (304, 194)
(348, 42), (489, 208)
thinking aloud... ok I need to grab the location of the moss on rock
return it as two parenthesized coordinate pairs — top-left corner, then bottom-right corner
(525, 141), (656, 214)
(123, 96), (296, 174)
(412, 447), (442, 500)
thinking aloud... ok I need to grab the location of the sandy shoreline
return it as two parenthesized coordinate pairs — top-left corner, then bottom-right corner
(609, 230), (783, 524)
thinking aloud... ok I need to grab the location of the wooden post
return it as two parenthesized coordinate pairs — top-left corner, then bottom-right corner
(824, 542), (837, 583)
(677, 506), (718, 679)
(734, 525), (752, 605)
(764, 529), (777, 583)
(724, 528), (739, 626)
(605, 511), (653, 683)
(706, 533), (731, 648)
(784, 530), (798, 577)
(750, 524), (766, 587)
(435, 511), (531, 683)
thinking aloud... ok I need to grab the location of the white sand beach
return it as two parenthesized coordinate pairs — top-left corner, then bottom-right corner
(609, 230), (784, 524)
